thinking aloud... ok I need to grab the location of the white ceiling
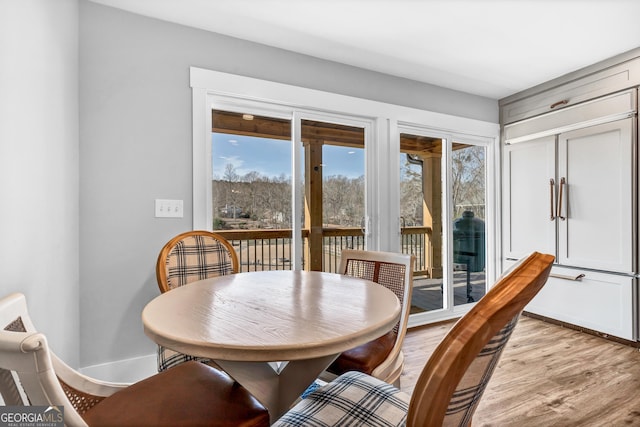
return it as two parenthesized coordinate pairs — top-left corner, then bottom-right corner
(89, 0), (640, 99)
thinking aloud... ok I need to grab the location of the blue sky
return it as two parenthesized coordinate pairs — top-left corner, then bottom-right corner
(212, 133), (365, 180)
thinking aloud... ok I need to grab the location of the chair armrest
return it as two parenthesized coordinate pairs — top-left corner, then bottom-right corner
(0, 330), (51, 373)
(371, 328), (408, 384)
(51, 352), (129, 399)
(0, 330), (39, 352)
(371, 349), (404, 381)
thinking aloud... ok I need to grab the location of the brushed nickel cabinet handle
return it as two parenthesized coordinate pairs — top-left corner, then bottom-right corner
(549, 178), (556, 220)
(550, 99), (569, 109)
(557, 177), (566, 221)
(550, 273), (585, 281)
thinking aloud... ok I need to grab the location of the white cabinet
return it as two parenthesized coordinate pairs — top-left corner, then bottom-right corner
(504, 117), (634, 274)
(501, 54), (640, 125)
(501, 51), (640, 341)
(502, 83), (637, 341)
(557, 120), (634, 273)
(503, 134), (556, 260)
(504, 261), (636, 340)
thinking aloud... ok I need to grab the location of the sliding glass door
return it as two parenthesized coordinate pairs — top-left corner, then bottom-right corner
(398, 126), (490, 316)
(451, 142), (487, 306)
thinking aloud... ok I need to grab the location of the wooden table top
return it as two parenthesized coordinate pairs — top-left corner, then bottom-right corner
(142, 270), (401, 362)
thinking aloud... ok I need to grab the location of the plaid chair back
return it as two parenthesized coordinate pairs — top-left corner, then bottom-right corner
(156, 231), (239, 293)
(441, 314), (519, 426)
(155, 231), (238, 371)
(165, 235), (235, 290)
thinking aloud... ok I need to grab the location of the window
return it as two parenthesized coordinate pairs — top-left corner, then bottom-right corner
(191, 67), (499, 325)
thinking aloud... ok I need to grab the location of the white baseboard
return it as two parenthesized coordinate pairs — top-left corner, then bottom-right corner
(79, 353), (157, 383)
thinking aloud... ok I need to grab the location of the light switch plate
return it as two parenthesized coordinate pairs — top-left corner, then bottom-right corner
(155, 199), (184, 218)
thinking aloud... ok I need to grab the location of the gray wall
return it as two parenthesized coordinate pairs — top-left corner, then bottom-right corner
(79, 1), (497, 368)
(0, 0), (80, 365)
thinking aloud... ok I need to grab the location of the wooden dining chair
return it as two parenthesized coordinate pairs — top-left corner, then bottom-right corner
(274, 252), (554, 427)
(155, 230), (239, 372)
(156, 230), (239, 293)
(0, 292), (270, 427)
(322, 249), (414, 387)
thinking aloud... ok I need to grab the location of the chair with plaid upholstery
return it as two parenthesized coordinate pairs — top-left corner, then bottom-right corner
(155, 230), (239, 371)
(0, 292), (270, 427)
(321, 249), (415, 387)
(274, 252), (554, 427)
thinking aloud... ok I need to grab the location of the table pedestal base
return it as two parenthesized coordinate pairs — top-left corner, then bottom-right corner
(216, 354), (339, 423)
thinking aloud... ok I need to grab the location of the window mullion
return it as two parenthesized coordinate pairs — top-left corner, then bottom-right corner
(291, 111), (303, 270)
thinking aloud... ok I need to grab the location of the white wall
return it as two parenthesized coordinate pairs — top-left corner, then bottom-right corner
(78, 1), (498, 373)
(0, 0), (80, 365)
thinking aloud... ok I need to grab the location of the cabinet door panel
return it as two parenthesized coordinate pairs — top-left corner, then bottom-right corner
(503, 135), (556, 260)
(501, 58), (640, 125)
(524, 266), (635, 341)
(557, 118), (633, 273)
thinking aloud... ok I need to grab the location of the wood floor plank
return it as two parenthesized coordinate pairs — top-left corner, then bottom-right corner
(400, 315), (640, 426)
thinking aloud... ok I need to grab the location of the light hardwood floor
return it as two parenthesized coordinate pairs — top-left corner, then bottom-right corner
(400, 315), (640, 426)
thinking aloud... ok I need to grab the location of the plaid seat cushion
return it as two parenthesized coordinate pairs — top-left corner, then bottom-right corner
(273, 371), (409, 426)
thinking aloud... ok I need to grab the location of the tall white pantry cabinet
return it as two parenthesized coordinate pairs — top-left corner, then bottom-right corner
(500, 49), (640, 341)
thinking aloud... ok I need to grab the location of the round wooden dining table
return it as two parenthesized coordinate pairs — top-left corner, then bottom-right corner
(142, 270), (401, 422)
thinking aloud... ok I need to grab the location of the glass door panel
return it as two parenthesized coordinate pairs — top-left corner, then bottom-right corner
(399, 133), (444, 313)
(300, 119), (365, 272)
(211, 109), (294, 271)
(451, 142), (487, 305)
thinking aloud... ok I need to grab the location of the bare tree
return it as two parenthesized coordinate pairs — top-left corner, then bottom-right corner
(452, 145), (485, 219)
(223, 163), (240, 182)
(400, 158), (423, 226)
